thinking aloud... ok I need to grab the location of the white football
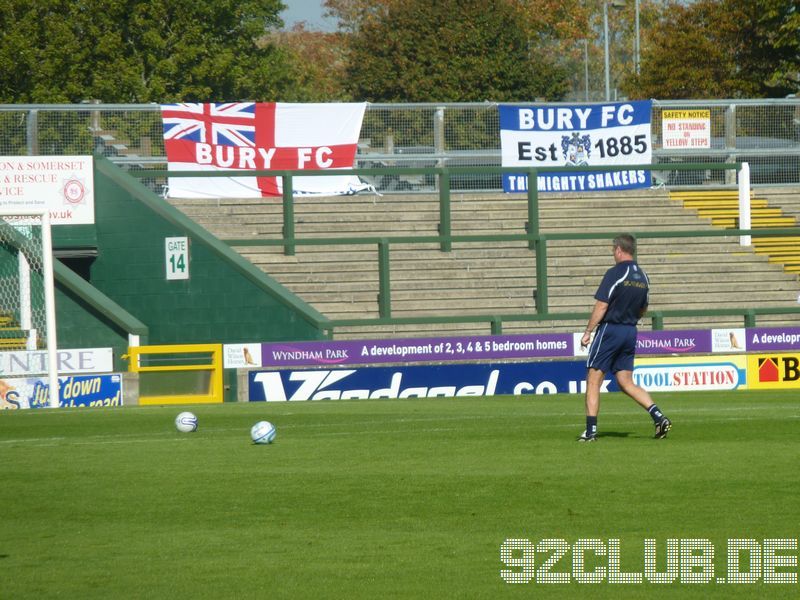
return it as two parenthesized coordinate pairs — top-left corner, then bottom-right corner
(175, 411), (198, 433)
(251, 420), (276, 444)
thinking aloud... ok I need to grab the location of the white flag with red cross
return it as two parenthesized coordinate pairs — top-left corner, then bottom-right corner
(161, 102), (367, 198)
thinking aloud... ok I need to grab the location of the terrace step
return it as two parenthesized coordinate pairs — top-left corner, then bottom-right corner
(168, 187), (800, 337)
(670, 189), (800, 277)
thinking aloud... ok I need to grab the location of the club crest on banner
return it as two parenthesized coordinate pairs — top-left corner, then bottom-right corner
(562, 132), (592, 166)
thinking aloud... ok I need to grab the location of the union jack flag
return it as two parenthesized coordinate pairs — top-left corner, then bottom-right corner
(162, 103), (256, 147)
(161, 102), (367, 198)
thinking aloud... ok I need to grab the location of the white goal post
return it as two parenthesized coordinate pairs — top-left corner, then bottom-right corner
(0, 209), (59, 408)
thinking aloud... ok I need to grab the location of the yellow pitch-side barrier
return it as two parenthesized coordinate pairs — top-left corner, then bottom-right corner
(126, 344), (223, 405)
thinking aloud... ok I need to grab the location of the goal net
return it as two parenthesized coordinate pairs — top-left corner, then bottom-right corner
(0, 210), (59, 408)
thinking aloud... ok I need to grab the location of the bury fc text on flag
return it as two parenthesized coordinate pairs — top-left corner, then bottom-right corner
(161, 102), (367, 198)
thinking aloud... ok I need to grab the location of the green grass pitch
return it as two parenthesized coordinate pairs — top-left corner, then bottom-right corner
(1, 390), (799, 598)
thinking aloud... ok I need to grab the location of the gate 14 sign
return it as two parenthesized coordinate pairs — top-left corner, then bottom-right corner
(165, 236), (189, 280)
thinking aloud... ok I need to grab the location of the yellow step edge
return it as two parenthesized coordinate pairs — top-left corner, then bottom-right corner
(754, 247), (800, 252)
(768, 256), (800, 263)
(683, 201), (769, 208)
(695, 209), (782, 216)
(754, 246), (800, 252)
(711, 221), (797, 229)
(708, 216), (792, 222)
(758, 244), (800, 250)
(670, 191), (749, 196)
(753, 237), (800, 243)
(756, 249), (800, 255)
(691, 202), (773, 209)
(700, 216), (785, 222)
(672, 195), (761, 202)
(679, 199), (763, 205)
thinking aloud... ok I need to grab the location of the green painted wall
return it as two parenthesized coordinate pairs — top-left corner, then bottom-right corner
(55, 281), (131, 368)
(54, 157), (327, 371)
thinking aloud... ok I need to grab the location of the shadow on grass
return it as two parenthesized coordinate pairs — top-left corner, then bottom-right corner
(596, 431), (633, 439)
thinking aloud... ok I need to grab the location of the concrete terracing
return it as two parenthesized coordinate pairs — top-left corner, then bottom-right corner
(169, 186), (800, 339)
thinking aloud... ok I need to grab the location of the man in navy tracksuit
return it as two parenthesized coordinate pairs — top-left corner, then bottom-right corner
(579, 234), (672, 442)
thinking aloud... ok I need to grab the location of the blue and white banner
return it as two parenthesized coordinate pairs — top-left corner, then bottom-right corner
(0, 374), (123, 409)
(248, 361), (620, 401)
(499, 101), (652, 193)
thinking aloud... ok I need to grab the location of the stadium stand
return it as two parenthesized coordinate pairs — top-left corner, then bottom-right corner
(169, 186), (800, 339)
(671, 189), (800, 276)
(0, 311), (28, 350)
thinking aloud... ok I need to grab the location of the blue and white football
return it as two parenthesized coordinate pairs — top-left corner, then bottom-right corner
(251, 420), (276, 444)
(175, 411), (198, 433)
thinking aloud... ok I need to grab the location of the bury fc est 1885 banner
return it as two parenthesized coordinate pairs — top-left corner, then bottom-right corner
(161, 102), (367, 198)
(499, 101), (652, 193)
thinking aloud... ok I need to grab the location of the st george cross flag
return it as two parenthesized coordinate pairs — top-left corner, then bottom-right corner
(161, 102), (367, 198)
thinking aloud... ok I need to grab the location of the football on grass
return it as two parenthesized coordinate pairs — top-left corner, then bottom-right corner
(251, 421), (276, 444)
(175, 411), (198, 433)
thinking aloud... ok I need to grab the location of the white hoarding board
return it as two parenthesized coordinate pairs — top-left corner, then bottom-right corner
(0, 156), (95, 224)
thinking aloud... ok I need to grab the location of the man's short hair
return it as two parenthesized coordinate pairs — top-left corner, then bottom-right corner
(613, 234), (636, 255)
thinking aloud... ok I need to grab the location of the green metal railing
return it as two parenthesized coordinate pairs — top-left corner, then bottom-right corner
(133, 161), (736, 255)
(217, 227), (800, 334)
(129, 162), (800, 335)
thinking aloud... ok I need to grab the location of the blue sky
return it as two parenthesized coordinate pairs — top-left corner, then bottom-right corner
(280, 1), (338, 32)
